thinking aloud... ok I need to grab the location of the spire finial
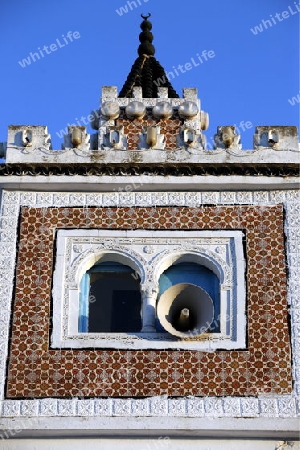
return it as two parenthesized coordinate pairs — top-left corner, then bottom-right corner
(119, 14), (179, 98)
(138, 13), (155, 56)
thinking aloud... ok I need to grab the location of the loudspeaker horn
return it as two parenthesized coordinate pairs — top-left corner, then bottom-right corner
(157, 283), (214, 338)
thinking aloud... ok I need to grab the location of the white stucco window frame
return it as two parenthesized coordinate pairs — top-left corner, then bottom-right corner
(51, 229), (246, 350)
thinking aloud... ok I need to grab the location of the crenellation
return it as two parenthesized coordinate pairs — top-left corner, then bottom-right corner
(183, 87), (199, 101)
(101, 85), (118, 101)
(62, 126), (91, 151)
(104, 126), (127, 150)
(253, 126), (299, 150)
(178, 125), (205, 149)
(2, 89), (299, 165)
(157, 87), (168, 99)
(132, 86), (143, 99)
(7, 125), (52, 152)
(214, 126), (242, 150)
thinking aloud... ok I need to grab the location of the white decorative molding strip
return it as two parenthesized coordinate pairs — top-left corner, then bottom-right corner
(51, 229), (245, 350)
(0, 396), (298, 418)
(0, 189), (299, 419)
(1, 190), (296, 208)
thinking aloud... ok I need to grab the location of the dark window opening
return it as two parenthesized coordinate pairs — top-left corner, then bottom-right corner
(79, 262), (141, 333)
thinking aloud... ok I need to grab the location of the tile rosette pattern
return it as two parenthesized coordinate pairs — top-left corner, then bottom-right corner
(5, 203), (292, 398)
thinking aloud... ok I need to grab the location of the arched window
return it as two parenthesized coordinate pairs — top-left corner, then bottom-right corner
(156, 262), (220, 333)
(79, 261), (142, 333)
(52, 229), (245, 349)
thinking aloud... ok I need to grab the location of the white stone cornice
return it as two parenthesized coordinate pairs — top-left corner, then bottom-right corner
(0, 175), (299, 192)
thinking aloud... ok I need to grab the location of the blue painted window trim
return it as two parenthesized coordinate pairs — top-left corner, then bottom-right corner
(78, 272), (90, 332)
(78, 262), (135, 332)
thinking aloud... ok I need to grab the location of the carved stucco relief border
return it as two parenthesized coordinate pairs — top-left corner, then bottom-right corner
(0, 189), (299, 418)
(51, 230), (239, 349)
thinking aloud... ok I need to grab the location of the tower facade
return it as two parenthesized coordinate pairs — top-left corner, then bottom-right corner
(0, 16), (299, 450)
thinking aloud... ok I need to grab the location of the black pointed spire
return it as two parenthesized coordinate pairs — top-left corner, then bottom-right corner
(119, 15), (179, 98)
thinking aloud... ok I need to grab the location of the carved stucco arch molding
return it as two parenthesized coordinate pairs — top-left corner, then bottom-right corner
(69, 246), (147, 286)
(150, 246), (231, 290)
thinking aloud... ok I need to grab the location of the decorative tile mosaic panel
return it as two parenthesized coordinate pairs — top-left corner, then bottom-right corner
(116, 108), (181, 150)
(6, 204), (292, 398)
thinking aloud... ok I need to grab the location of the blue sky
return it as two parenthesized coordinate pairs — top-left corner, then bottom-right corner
(0, 0), (299, 152)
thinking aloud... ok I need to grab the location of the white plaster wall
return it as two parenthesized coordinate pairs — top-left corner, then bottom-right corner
(0, 438), (299, 450)
(0, 174), (299, 191)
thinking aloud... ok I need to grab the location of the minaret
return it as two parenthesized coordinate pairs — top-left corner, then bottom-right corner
(0, 12), (298, 448)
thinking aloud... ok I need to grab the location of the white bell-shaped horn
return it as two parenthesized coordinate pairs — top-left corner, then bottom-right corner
(157, 283), (214, 338)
